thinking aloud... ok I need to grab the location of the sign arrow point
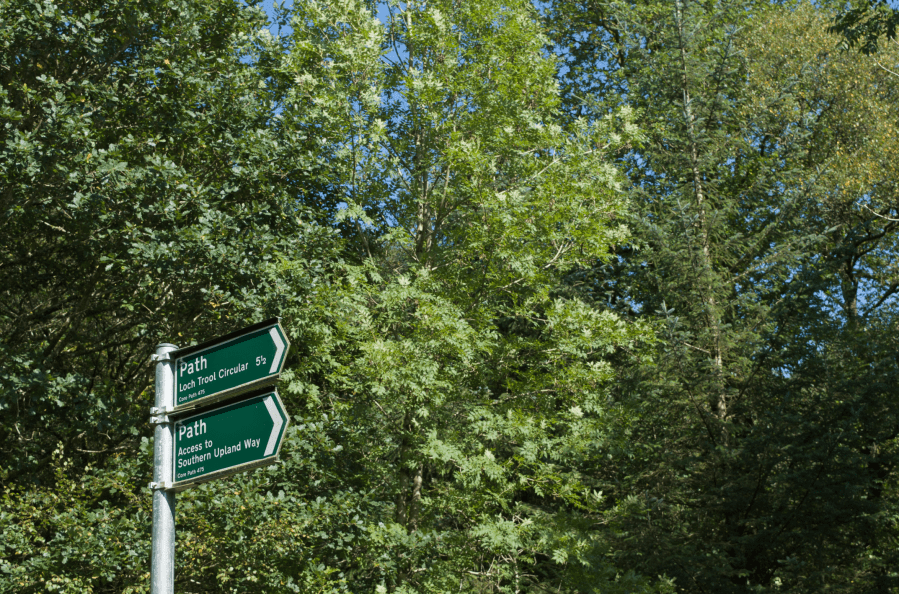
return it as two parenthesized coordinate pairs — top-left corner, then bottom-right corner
(269, 328), (285, 374)
(263, 395), (283, 456)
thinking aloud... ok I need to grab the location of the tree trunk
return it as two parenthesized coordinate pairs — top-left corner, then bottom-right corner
(675, 0), (727, 436)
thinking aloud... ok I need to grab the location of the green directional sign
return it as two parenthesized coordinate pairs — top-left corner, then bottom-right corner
(172, 318), (289, 412)
(171, 390), (290, 489)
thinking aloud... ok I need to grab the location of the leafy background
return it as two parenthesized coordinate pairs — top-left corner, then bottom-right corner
(1, 0), (898, 592)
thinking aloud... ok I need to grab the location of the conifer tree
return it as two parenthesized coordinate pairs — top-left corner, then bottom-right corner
(546, 0), (899, 591)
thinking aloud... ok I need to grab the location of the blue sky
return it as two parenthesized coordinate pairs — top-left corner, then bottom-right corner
(261, 0), (292, 35)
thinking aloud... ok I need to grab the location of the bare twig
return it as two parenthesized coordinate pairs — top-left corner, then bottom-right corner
(860, 202), (899, 222)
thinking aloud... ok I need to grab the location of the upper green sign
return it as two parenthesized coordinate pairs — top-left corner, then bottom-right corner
(171, 390), (290, 489)
(172, 319), (289, 412)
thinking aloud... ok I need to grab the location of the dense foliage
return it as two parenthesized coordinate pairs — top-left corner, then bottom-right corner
(1, 0), (897, 593)
(546, 0), (899, 591)
(0, 0), (337, 590)
(830, 0), (899, 54)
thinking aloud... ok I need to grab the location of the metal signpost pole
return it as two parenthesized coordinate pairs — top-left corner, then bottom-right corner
(150, 343), (178, 594)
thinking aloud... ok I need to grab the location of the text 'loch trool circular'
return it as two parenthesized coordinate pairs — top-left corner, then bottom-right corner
(171, 318), (289, 412)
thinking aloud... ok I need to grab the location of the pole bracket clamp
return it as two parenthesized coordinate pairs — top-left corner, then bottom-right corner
(151, 352), (172, 363)
(150, 411), (172, 424)
(150, 405), (174, 424)
(149, 481), (173, 491)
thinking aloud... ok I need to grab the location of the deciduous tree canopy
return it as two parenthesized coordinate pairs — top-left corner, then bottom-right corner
(1, 0), (897, 592)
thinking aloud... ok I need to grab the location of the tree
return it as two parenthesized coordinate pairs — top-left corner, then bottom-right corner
(545, 0), (899, 591)
(164, 0), (669, 591)
(830, 0), (899, 55)
(0, 0), (337, 590)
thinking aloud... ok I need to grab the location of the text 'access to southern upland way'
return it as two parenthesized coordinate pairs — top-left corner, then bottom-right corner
(172, 390), (289, 488)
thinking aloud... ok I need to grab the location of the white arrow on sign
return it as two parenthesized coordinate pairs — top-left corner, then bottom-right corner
(263, 395), (284, 456)
(268, 327), (286, 374)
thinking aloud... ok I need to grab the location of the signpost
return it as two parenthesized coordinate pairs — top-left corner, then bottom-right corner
(150, 319), (292, 594)
(172, 390), (289, 489)
(171, 318), (289, 412)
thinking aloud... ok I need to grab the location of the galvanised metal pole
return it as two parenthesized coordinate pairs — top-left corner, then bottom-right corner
(150, 343), (178, 594)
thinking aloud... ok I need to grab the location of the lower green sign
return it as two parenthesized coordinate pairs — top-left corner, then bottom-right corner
(172, 390), (289, 489)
